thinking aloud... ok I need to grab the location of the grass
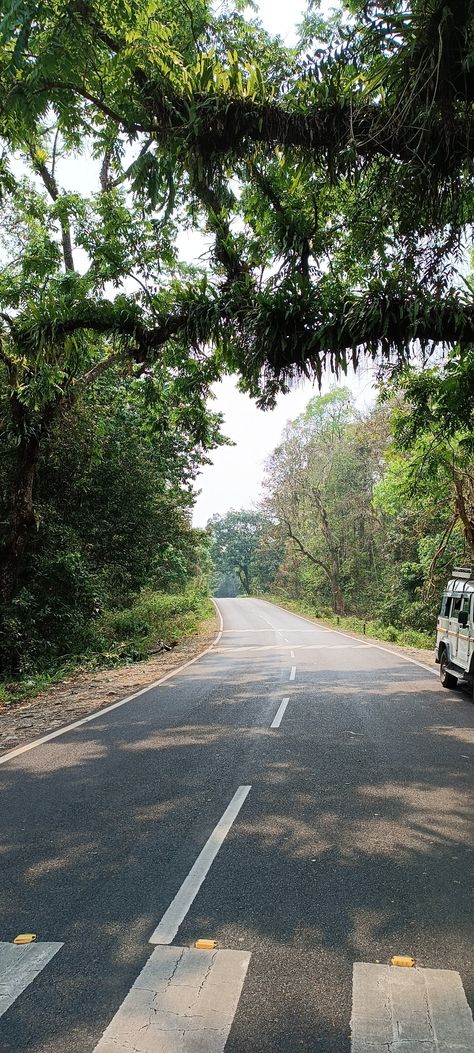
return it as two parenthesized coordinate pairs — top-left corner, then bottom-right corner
(0, 587), (214, 708)
(262, 594), (434, 651)
(100, 587), (214, 659)
(0, 663), (78, 707)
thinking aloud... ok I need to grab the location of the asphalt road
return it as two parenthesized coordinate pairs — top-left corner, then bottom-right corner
(0, 597), (473, 1052)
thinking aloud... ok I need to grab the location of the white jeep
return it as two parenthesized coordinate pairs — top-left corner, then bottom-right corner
(435, 567), (474, 699)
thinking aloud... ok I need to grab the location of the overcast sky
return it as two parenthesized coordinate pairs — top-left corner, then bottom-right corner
(192, 0), (376, 526)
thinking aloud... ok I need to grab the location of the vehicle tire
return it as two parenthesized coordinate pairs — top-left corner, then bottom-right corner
(440, 651), (457, 689)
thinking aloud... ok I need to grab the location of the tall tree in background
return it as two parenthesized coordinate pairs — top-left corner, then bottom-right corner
(262, 389), (369, 614)
(376, 350), (474, 571)
(208, 510), (277, 595)
(0, 366), (222, 674)
(0, 159), (221, 605)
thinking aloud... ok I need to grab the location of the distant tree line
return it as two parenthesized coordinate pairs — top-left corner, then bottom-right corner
(209, 373), (473, 639)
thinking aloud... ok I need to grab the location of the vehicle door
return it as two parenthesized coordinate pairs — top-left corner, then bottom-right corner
(448, 595), (462, 658)
(437, 593), (452, 657)
(456, 593), (472, 670)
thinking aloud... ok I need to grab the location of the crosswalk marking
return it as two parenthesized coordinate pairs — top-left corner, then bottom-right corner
(93, 946), (251, 1052)
(0, 942), (63, 1019)
(351, 962), (474, 1051)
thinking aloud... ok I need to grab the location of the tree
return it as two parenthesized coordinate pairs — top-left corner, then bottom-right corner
(1, 0), (473, 399)
(0, 156), (221, 604)
(376, 352), (474, 565)
(0, 366), (220, 674)
(208, 510), (273, 595)
(262, 389), (360, 614)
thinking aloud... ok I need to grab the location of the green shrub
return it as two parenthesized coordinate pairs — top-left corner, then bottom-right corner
(263, 595), (434, 650)
(99, 587), (214, 660)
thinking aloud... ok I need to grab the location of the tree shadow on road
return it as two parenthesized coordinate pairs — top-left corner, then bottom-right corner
(0, 657), (472, 1052)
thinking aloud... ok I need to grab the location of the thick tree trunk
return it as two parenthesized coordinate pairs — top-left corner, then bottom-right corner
(238, 564), (251, 594)
(284, 519), (346, 615)
(311, 488), (346, 615)
(453, 474), (474, 559)
(0, 433), (41, 605)
(332, 582), (346, 615)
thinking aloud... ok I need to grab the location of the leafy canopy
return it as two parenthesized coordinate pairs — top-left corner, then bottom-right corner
(0, 0), (473, 398)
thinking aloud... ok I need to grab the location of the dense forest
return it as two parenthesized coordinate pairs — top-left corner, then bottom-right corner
(0, 0), (473, 694)
(210, 380), (473, 649)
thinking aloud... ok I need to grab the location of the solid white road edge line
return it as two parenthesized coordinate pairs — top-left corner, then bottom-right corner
(149, 785), (251, 946)
(289, 666), (296, 681)
(0, 942), (63, 1019)
(271, 698), (289, 729)
(0, 601), (224, 768)
(257, 598), (437, 677)
(92, 946), (251, 1053)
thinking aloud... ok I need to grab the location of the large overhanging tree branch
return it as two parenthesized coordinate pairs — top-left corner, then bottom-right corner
(0, 0), (473, 389)
(15, 280), (474, 403)
(223, 280), (474, 399)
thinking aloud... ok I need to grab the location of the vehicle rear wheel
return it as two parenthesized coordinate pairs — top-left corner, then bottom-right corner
(440, 651), (457, 689)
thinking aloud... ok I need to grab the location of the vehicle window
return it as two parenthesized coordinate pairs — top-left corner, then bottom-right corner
(441, 595), (452, 617)
(451, 596), (462, 616)
(461, 596), (470, 614)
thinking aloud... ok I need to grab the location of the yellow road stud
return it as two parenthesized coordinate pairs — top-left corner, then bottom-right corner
(390, 955), (416, 968)
(13, 934), (37, 945)
(194, 939), (218, 950)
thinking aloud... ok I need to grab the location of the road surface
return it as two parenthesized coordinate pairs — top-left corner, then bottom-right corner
(0, 597), (473, 1052)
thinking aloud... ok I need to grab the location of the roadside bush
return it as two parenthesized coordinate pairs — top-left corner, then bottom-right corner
(100, 587), (214, 660)
(0, 549), (105, 677)
(262, 595), (434, 650)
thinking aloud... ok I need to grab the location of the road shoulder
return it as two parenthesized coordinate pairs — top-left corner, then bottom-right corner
(0, 611), (219, 753)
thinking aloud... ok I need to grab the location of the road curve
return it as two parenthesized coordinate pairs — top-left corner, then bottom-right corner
(0, 597), (473, 1052)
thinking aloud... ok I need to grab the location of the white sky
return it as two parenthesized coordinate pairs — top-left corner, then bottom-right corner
(192, 0), (376, 526)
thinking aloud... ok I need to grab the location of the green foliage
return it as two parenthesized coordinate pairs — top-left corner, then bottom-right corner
(263, 596), (434, 651)
(101, 586), (213, 660)
(252, 375), (473, 640)
(208, 508), (279, 595)
(0, 364), (220, 676)
(0, 585), (213, 704)
(0, 0), (473, 397)
(1, 0), (474, 688)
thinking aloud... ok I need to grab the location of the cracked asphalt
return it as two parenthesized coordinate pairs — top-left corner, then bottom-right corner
(0, 597), (473, 1052)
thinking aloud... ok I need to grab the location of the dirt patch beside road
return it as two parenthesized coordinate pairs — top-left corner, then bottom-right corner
(0, 612), (219, 754)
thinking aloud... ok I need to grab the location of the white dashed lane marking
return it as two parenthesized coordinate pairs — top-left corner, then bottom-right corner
(289, 666), (296, 681)
(0, 942), (63, 1019)
(271, 697), (289, 729)
(149, 786), (251, 946)
(351, 962), (474, 1052)
(93, 946), (251, 1053)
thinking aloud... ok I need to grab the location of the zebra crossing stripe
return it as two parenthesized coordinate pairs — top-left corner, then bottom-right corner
(93, 945), (251, 1052)
(0, 942), (63, 1019)
(351, 962), (474, 1051)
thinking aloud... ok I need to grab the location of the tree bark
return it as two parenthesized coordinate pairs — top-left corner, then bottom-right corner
(310, 488), (345, 614)
(453, 472), (474, 558)
(0, 431), (41, 605)
(284, 518), (346, 615)
(237, 564), (251, 594)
